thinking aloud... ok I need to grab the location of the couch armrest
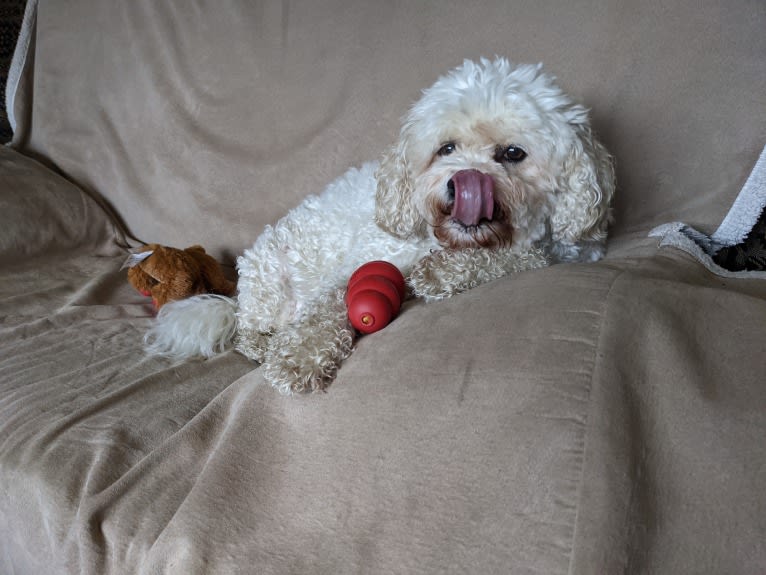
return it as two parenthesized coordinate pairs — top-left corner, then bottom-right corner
(0, 146), (121, 265)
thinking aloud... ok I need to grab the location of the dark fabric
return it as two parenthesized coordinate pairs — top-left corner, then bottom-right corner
(0, 0), (25, 142)
(714, 207), (766, 271)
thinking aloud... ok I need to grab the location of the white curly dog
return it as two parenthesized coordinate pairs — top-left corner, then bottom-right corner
(146, 57), (615, 394)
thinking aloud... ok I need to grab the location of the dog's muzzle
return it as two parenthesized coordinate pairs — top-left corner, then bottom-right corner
(447, 169), (495, 227)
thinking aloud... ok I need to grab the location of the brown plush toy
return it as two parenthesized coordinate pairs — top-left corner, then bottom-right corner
(125, 244), (236, 309)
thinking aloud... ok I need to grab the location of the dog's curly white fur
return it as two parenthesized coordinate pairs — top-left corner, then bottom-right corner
(145, 58), (615, 394)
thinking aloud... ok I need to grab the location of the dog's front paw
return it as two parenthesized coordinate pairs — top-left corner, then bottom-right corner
(261, 288), (356, 394)
(262, 327), (354, 394)
(409, 247), (550, 302)
(408, 250), (463, 301)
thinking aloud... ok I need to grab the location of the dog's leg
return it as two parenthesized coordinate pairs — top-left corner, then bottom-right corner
(408, 247), (549, 301)
(234, 328), (273, 363)
(260, 288), (355, 394)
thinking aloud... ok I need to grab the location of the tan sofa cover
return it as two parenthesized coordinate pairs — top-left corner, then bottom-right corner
(1, 1), (765, 573)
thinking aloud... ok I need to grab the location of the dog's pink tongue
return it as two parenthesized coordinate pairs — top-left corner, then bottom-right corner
(451, 169), (495, 226)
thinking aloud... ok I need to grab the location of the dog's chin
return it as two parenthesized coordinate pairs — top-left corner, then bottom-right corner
(431, 212), (514, 249)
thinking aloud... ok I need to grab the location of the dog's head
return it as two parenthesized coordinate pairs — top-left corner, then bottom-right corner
(375, 58), (614, 253)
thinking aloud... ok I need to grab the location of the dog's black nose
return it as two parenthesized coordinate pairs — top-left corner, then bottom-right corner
(446, 179), (455, 203)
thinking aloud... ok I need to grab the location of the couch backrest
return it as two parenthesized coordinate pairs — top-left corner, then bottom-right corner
(8, 0), (766, 261)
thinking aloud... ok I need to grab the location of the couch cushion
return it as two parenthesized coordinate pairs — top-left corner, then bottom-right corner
(0, 146), (120, 265)
(572, 252), (766, 573)
(2, 250), (616, 573)
(2, 246), (765, 573)
(8, 0), (766, 260)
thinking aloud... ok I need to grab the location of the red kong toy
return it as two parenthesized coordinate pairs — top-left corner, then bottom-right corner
(346, 261), (406, 334)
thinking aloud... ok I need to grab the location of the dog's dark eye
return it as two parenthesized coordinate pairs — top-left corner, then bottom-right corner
(496, 145), (527, 163)
(437, 142), (456, 156)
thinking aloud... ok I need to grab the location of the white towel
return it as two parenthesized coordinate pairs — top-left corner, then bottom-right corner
(649, 143), (766, 279)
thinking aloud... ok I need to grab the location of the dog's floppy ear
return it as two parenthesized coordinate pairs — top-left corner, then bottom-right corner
(374, 131), (426, 239)
(550, 118), (616, 262)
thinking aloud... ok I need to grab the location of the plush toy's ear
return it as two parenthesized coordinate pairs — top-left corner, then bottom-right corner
(374, 131), (426, 239)
(185, 245), (236, 297)
(125, 243), (160, 294)
(550, 122), (616, 262)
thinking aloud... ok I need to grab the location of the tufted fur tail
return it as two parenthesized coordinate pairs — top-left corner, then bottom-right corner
(144, 294), (238, 359)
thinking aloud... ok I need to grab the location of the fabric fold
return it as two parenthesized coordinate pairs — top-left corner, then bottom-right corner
(649, 143), (766, 279)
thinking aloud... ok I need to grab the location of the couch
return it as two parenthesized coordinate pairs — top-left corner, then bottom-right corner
(1, 1), (765, 573)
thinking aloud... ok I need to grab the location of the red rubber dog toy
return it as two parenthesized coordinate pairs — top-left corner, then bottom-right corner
(346, 261), (406, 334)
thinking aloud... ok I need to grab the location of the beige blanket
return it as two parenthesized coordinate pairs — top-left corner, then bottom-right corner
(1, 0), (765, 573)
